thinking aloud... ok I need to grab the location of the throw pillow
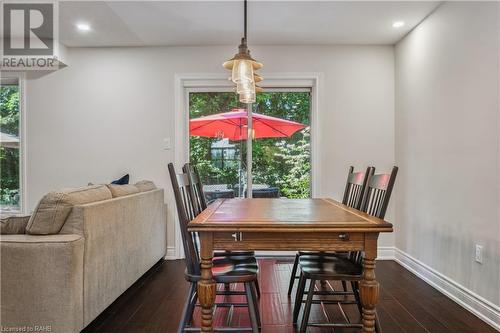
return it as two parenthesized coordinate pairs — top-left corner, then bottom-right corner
(111, 174), (129, 185)
(0, 215), (30, 234)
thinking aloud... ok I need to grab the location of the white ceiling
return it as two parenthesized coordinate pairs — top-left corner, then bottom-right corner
(59, 1), (441, 47)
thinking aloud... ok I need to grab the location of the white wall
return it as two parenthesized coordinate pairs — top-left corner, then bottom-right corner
(395, 1), (499, 307)
(25, 45), (395, 250)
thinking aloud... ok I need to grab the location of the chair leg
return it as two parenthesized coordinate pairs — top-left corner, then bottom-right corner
(341, 280), (348, 292)
(245, 282), (260, 333)
(288, 253), (300, 296)
(254, 278), (261, 298)
(177, 282), (197, 333)
(375, 310), (383, 333)
(251, 281), (261, 328)
(351, 281), (363, 315)
(293, 272), (307, 324)
(299, 279), (316, 333)
(186, 285), (198, 327)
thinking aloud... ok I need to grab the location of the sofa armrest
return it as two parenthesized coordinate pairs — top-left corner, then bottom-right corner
(0, 234), (84, 333)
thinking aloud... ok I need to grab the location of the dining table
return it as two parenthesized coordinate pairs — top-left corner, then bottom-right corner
(187, 198), (394, 333)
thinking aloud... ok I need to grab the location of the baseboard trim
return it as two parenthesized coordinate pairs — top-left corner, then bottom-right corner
(376, 246), (395, 260)
(394, 248), (500, 330)
(164, 246), (177, 260)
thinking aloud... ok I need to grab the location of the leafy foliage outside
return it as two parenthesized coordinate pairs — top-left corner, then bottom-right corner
(0, 85), (20, 208)
(189, 92), (311, 198)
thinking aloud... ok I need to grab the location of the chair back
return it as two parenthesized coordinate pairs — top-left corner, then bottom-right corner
(360, 166), (398, 219)
(183, 163), (208, 215)
(168, 163), (200, 276)
(342, 166), (374, 209)
(350, 166), (397, 265)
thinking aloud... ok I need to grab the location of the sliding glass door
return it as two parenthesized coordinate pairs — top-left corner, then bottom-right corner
(188, 89), (311, 200)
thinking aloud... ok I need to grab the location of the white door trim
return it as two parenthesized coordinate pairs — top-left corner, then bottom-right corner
(172, 72), (322, 259)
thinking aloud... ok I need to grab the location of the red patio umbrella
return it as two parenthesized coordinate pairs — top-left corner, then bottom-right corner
(190, 108), (306, 140)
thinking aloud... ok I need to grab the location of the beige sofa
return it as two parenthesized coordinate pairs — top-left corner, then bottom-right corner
(0, 183), (167, 333)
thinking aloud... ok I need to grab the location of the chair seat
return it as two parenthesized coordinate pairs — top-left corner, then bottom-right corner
(185, 256), (258, 283)
(299, 255), (363, 280)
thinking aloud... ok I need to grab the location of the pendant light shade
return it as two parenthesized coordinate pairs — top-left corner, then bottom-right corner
(236, 80), (255, 94)
(223, 0), (263, 103)
(231, 59), (254, 84)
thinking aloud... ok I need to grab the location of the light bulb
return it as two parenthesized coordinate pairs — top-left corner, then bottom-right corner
(231, 59), (254, 84)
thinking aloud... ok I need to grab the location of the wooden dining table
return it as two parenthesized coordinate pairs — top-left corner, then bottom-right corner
(187, 198), (393, 333)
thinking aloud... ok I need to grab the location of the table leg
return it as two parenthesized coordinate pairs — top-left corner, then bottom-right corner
(360, 234), (379, 333)
(198, 232), (216, 332)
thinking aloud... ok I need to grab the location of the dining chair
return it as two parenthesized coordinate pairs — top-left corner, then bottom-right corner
(183, 163), (258, 273)
(168, 163), (261, 333)
(343, 166), (374, 210)
(287, 166), (374, 296)
(293, 166), (398, 333)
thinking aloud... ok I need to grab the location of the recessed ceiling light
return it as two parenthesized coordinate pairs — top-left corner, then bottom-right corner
(392, 21), (405, 28)
(76, 23), (91, 32)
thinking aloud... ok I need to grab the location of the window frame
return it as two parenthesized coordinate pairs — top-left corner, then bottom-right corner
(1, 73), (26, 214)
(188, 89), (313, 195)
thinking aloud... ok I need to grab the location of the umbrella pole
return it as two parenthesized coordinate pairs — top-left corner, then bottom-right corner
(239, 140), (242, 198)
(246, 103), (253, 198)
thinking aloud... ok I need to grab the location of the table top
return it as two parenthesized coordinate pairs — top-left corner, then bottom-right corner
(188, 198), (393, 233)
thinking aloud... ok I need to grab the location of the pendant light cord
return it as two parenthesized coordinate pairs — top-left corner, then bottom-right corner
(244, 0), (247, 43)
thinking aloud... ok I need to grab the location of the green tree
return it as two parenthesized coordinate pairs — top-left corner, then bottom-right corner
(274, 128), (311, 198)
(0, 85), (20, 207)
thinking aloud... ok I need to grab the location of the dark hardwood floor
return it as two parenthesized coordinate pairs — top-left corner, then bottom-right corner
(82, 258), (496, 333)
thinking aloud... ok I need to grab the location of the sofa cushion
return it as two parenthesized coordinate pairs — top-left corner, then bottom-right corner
(26, 185), (113, 235)
(135, 180), (157, 192)
(107, 184), (140, 197)
(0, 215), (30, 234)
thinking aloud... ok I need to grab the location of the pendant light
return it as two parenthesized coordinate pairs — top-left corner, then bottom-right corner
(223, 0), (263, 103)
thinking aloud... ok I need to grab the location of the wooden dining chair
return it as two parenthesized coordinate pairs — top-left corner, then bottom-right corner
(293, 166), (398, 333)
(287, 166), (374, 296)
(168, 163), (261, 333)
(343, 166), (374, 210)
(183, 163), (258, 270)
